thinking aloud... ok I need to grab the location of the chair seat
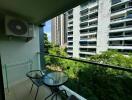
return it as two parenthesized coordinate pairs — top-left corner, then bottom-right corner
(32, 78), (44, 87)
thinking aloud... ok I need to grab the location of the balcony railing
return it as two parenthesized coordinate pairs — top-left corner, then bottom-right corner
(109, 34), (132, 38)
(110, 25), (132, 30)
(111, 16), (132, 22)
(44, 54), (132, 99)
(109, 44), (132, 46)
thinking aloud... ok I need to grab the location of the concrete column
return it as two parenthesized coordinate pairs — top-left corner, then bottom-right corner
(97, 0), (111, 54)
(73, 6), (80, 58)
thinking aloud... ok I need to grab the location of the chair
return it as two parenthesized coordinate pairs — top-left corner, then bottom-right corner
(26, 70), (46, 100)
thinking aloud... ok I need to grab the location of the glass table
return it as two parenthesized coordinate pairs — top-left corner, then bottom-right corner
(43, 71), (68, 100)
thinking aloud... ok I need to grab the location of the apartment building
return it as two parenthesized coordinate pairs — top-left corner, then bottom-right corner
(109, 0), (132, 54)
(51, 14), (67, 46)
(52, 0), (132, 58)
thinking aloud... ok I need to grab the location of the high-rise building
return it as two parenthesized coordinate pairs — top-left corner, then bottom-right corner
(52, 0), (132, 58)
(51, 14), (67, 46)
(109, 0), (132, 54)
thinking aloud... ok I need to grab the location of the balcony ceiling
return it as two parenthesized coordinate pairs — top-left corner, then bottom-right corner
(0, 0), (88, 25)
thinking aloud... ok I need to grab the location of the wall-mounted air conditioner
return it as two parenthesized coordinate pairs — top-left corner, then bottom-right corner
(5, 16), (34, 38)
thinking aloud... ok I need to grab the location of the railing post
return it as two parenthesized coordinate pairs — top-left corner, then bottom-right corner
(39, 25), (45, 70)
(4, 64), (9, 92)
(29, 59), (33, 71)
(0, 56), (5, 100)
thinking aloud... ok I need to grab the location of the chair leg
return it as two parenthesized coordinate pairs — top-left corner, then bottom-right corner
(35, 87), (39, 100)
(55, 94), (57, 100)
(30, 84), (34, 94)
(45, 92), (54, 100)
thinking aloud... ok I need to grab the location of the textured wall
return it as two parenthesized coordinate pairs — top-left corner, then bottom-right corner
(0, 24), (40, 88)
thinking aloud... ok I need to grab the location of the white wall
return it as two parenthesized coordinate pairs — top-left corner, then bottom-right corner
(0, 26), (40, 88)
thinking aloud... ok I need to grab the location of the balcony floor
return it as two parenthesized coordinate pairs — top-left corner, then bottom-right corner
(5, 80), (62, 100)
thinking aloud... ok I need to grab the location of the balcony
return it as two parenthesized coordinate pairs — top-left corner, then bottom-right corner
(1, 0), (132, 100)
(80, 15), (88, 22)
(80, 32), (97, 36)
(79, 51), (96, 55)
(89, 8), (98, 15)
(67, 48), (73, 52)
(111, 6), (132, 17)
(109, 40), (132, 49)
(110, 16), (132, 24)
(5, 80), (61, 100)
(89, 13), (98, 20)
(44, 53), (132, 99)
(67, 9), (73, 16)
(110, 21), (132, 32)
(80, 41), (96, 46)
(80, 8), (88, 16)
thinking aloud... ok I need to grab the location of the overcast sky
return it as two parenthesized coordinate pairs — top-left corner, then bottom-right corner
(43, 20), (51, 42)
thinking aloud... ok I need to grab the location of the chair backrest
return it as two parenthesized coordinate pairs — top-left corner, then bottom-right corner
(26, 70), (44, 79)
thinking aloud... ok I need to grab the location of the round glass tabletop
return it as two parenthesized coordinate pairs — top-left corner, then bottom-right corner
(43, 72), (68, 87)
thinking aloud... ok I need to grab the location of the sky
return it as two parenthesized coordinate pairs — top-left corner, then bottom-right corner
(43, 20), (51, 42)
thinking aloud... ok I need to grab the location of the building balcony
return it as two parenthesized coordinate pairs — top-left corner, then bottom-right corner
(80, 45), (96, 48)
(111, 7), (132, 17)
(67, 50), (73, 53)
(109, 36), (132, 41)
(111, 0), (130, 6)
(80, 25), (97, 30)
(110, 26), (132, 32)
(110, 17), (132, 24)
(67, 29), (73, 33)
(79, 51), (96, 55)
(80, 15), (88, 22)
(80, 32), (97, 36)
(109, 45), (132, 49)
(88, 2), (98, 9)
(67, 9), (73, 15)
(5, 80), (62, 100)
(80, 8), (88, 16)
(80, 38), (96, 42)
(67, 40), (73, 43)
(67, 45), (73, 48)
(67, 24), (73, 27)
(67, 35), (73, 38)
(88, 18), (98, 23)
(88, 9), (98, 16)
(3, 52), (132, 100)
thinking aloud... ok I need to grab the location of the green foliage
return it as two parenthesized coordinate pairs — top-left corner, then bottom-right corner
(44, 50), (132, 100)
(88, 50), (132, 68)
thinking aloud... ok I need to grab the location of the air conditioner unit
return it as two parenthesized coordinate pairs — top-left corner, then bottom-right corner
(5, 16), (34, 38)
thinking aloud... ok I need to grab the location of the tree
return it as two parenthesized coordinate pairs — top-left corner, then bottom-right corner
(88, 50), (132, 68)
(44, 33), (52, 53)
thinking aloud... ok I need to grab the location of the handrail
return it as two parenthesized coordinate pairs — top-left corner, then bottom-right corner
(5, 60), (32, 68)
(45, 54), (132, 73)
(4, 59), (33, 92)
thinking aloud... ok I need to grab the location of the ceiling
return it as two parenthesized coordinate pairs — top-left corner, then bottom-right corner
(0, 0), (88, 25)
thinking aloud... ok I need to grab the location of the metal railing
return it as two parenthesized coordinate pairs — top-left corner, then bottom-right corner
(44, 54), (132, 99)
(4, 59), (33, 92)
(45, 54), (132, 73)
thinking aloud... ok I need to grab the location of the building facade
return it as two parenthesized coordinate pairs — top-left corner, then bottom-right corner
(52, 0), (132, 58)
(51, 14), (67, 46)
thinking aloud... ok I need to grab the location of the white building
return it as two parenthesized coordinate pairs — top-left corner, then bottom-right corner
(51, 14), (67, 46)
(51, 0), (132, 58)
(66, 0), (132, 58)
